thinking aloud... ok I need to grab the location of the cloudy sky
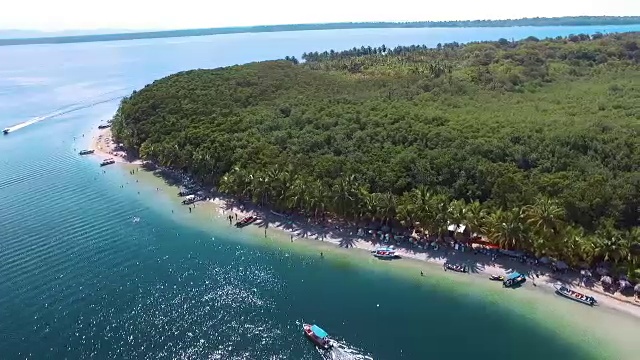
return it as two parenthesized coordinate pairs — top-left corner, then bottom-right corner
(2, 0), (640, 31)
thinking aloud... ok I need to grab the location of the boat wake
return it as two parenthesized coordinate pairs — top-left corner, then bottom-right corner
(3, 92), (126, 134)
(320, 340), (374, 360)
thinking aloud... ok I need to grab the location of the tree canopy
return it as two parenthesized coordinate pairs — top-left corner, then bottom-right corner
(112, 32), (640, 279)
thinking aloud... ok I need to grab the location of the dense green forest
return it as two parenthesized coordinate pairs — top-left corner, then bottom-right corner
(112, 32), (640, 280)
(3, 16), (640, 46)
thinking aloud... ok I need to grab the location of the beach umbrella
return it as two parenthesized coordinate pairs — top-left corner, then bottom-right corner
(635, 284), (640, 294)
(555, 261), (568, 270)
(601, 276), (613, 285)
(619, 279), (632, 289)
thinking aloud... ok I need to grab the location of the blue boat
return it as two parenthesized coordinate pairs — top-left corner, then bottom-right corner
(503, 272), (526, 287)
(303, 323), (332, 349)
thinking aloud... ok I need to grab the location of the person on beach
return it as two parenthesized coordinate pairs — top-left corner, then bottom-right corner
(264, 229), (267, 238)
(420, 271), (424, 276)
(320, 252), (323, 258)
(189, 207), (192, 213)
(291, 235), (294, 242)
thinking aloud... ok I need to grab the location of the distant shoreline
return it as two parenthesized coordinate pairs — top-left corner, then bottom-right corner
(2, 16), (640, 47)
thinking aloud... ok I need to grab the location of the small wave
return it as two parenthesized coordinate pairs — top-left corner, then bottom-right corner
(320, 340), (374, 360)
(4, 93), (127, 133)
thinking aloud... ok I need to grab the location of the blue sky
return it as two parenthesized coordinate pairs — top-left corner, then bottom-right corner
(2, 0), (640, 31)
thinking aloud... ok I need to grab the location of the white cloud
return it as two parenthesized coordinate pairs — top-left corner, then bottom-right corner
(2, 0), (640, 31)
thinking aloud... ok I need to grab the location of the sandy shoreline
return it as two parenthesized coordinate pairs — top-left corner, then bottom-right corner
(88, 126), (640, 320)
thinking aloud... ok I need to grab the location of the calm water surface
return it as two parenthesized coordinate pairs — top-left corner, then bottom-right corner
(1, 25), (640, 359)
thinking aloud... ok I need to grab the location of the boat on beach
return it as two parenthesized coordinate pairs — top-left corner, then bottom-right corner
(98, 124), (111, 129)
(303, 323), (332, 350)
(489, 274), (505, 281)
(371, 246), (397, 259)
(235, 216), (256, 228)
(554, 285), (597, 306)
(443, 262), (468, 273)
(503, 272), (526, 288)
(79, 149), (95, 155)
(100, 158), (115, 166)
(181, 195), (197, 205)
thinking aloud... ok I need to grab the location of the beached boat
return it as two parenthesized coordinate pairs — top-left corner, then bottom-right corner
(181, 195), (196, 205)
(98, 124), (111, 129)
(443, 262), (467, 273)
(489, 275), (505, 281)
(503, 272), (526, 288)
(554, 285), (597, 306)
(303, 324), (332, 350)
(79, 149), (95, 155)
(99, 158), (115, 166)
(235, 216), (256, 228)
(3, 128), (9, 135)
(371, 246), (397, 259)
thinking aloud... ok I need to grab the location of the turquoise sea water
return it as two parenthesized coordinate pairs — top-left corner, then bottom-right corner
(1, 25), (640, 359)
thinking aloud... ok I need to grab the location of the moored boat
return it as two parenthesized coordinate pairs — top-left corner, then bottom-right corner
(100, 158), (115, 166)
(3, 128), (9, 135)
(443, 262), (467, 273)
(303, 323), (332, 350)
(181, 195), (197, 205)
(554, 285), (597, 306)
(503, 272), (526, 287)
(371, 246), (397, 259)
(79, 149), (95, 155)
(235, 216), (256, 228)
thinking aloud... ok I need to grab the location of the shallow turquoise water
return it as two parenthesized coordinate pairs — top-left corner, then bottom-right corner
(2, 25), (640, 359)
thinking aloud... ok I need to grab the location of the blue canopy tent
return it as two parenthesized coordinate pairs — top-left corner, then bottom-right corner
(506, 272), (522, 280)
(311, 325), (328, 339)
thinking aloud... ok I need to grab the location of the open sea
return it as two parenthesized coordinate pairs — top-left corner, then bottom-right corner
(1, 25), (640, 360)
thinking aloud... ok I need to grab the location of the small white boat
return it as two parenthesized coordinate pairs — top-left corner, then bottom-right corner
(3, 128), (9, 135)
(371, 246), (397, 259)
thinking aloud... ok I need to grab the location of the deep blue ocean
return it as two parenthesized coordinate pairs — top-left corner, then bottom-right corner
(1, 25), (640, 359)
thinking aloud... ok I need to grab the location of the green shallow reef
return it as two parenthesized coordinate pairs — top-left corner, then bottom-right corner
(112, 32), (640, 279)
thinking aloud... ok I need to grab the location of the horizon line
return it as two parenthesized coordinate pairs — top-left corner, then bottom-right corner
(2, 16), (640, 47)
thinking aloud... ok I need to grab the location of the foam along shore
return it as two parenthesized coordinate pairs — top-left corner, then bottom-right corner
(92, 127), (640, 319)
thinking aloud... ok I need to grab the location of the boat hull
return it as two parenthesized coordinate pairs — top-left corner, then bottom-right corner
(443, 263), (467, 273)
(303, 324), (331, 350)
(554, 285), (596, 306)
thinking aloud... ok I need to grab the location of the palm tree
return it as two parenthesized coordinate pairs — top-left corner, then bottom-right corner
(522, 196), (565, 236)
(483, 209), (527, 249)
(464, 200), (487, 237)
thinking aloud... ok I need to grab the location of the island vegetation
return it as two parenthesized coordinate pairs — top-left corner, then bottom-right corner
(2, 16), (640, 46)
(112, 32), (640, 281)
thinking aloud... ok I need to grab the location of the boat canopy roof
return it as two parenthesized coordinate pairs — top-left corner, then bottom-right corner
(311, 325), (328, 338)
(506, 272), (522, 280)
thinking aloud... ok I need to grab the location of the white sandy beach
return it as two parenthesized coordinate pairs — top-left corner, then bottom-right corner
(88, 126), (640, 320)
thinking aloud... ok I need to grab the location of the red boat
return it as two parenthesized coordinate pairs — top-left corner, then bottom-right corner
(303, 324), (332, 350)
(235, 216), (256, 228)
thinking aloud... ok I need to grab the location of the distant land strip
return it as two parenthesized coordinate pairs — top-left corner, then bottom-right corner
(2, 16), (640, 47)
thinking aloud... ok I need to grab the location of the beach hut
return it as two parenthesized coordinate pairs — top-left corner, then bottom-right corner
(447, 223), (469, 240)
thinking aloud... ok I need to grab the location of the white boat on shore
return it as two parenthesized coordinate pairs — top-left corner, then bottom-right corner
(371, 246), (397, 259)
